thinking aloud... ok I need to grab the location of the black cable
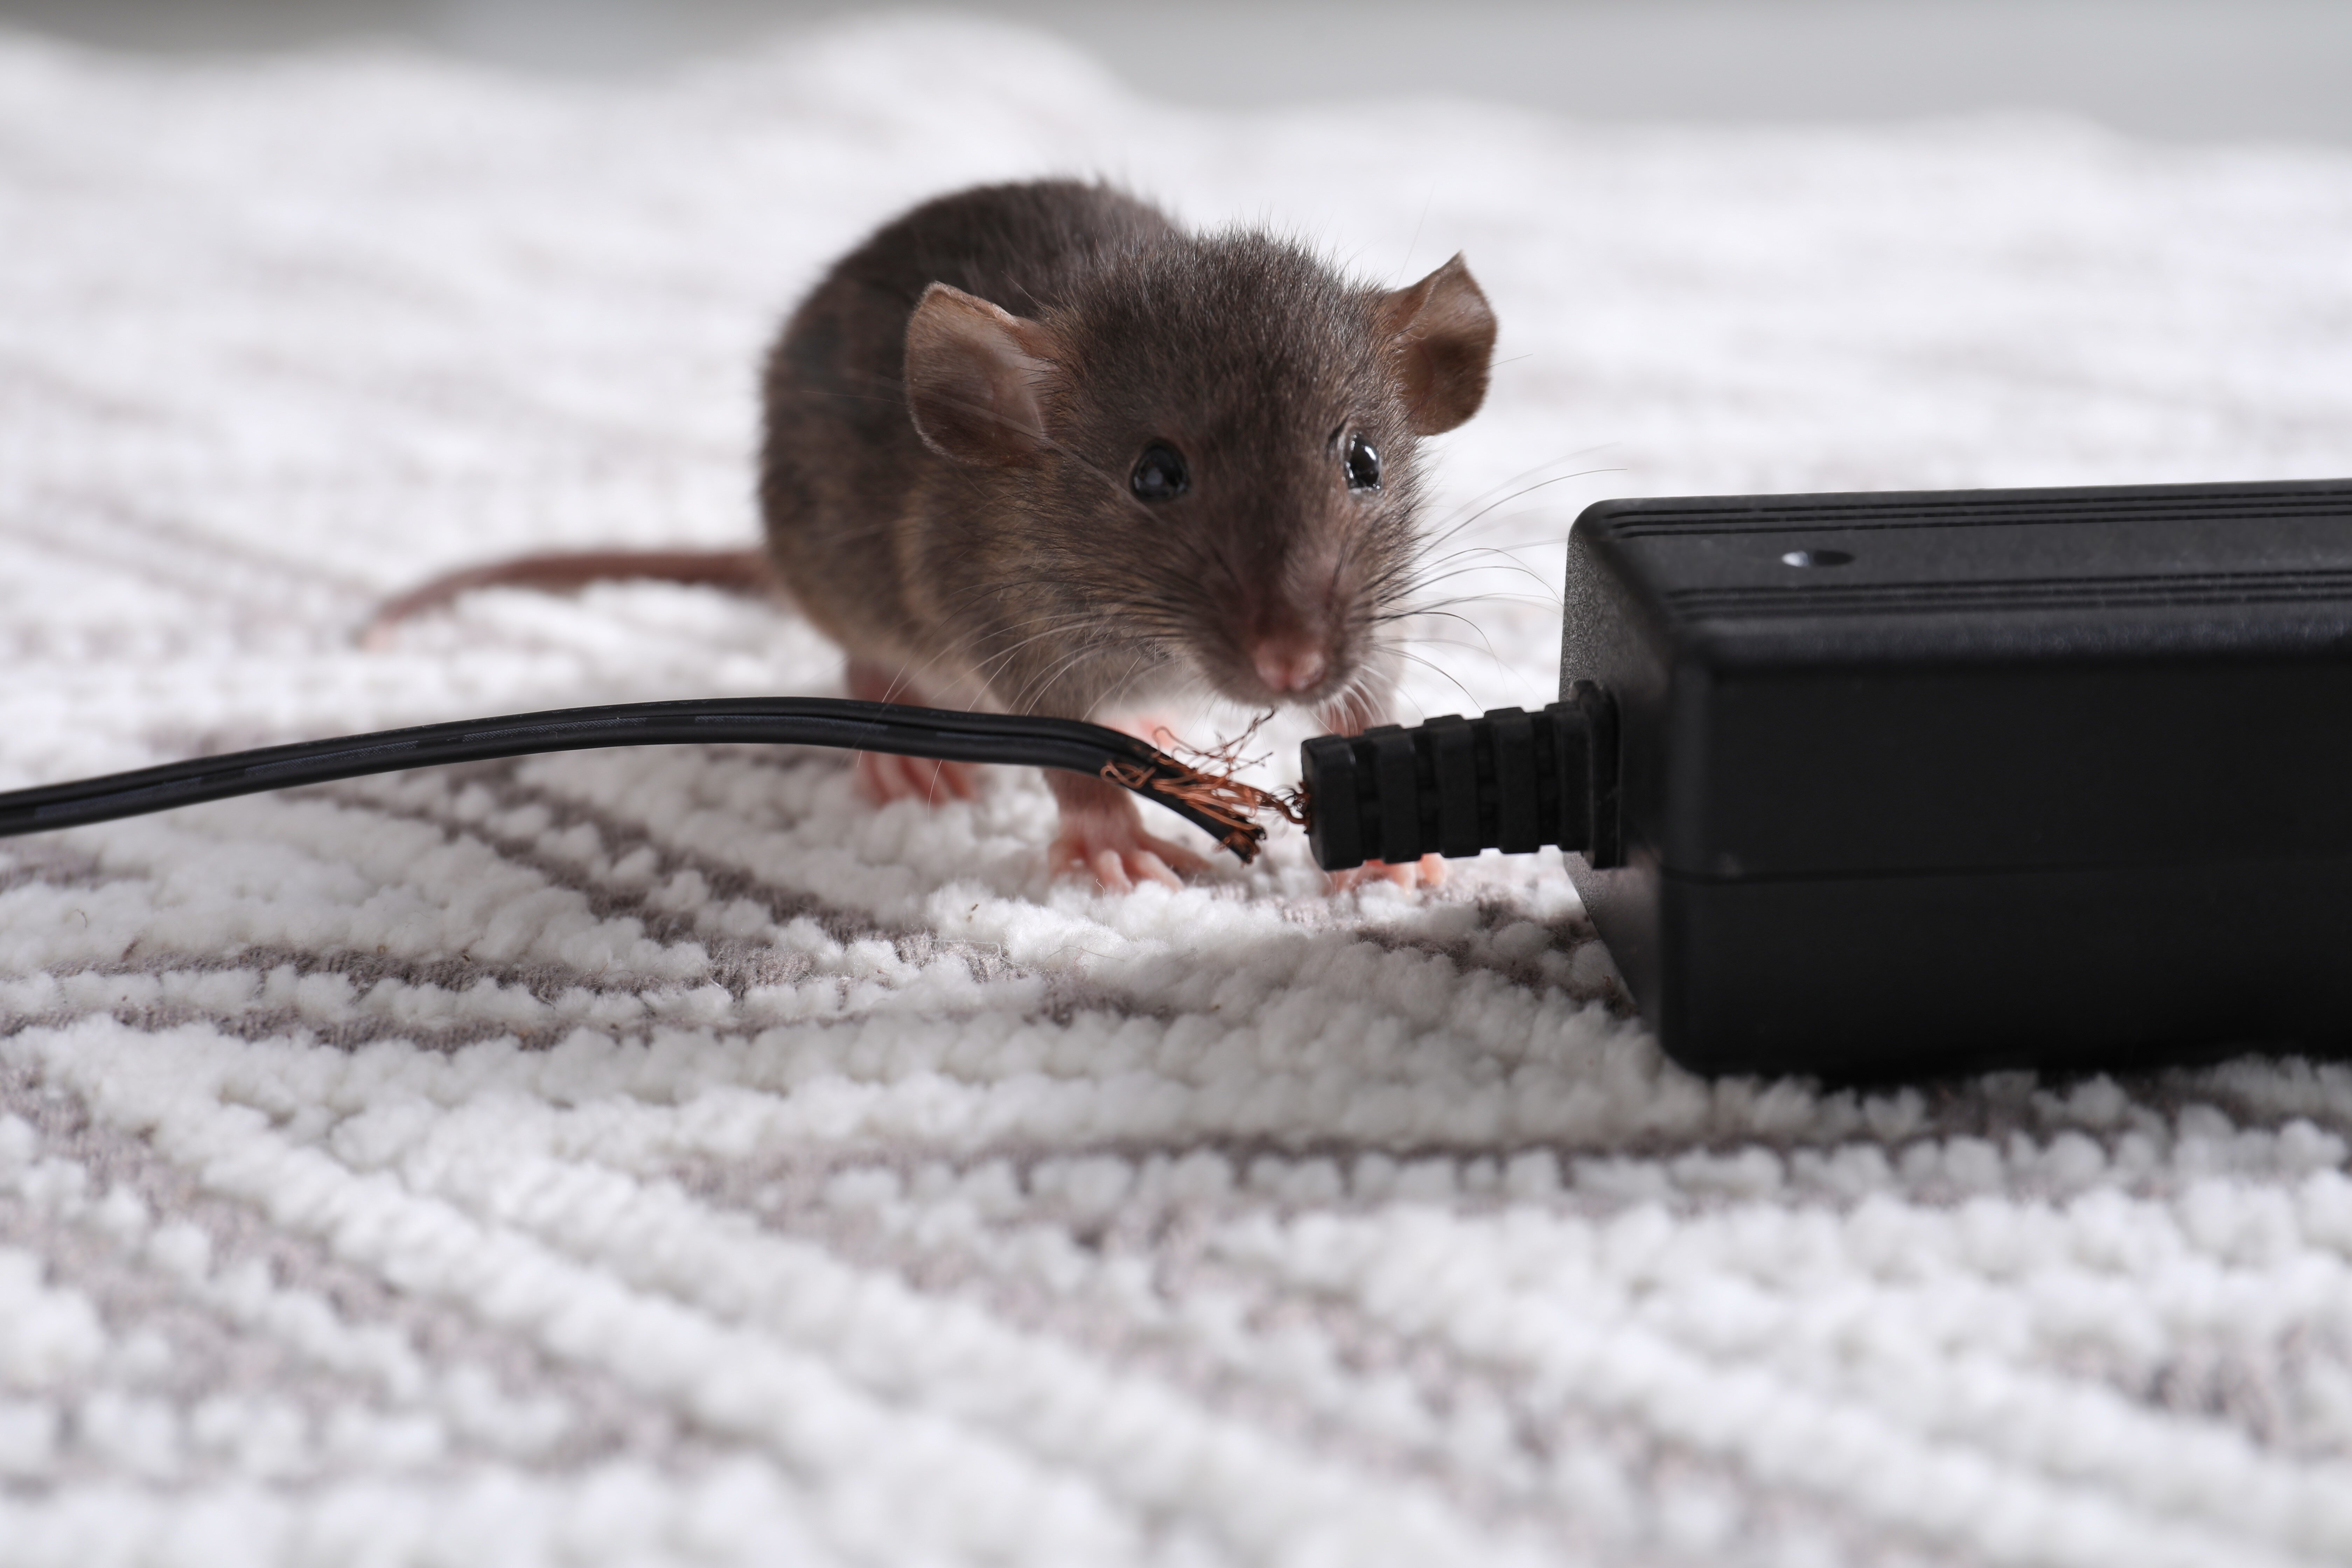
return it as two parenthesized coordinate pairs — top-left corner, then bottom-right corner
(0, 696), (1277, 860)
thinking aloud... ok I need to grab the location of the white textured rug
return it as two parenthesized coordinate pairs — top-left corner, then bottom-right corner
(6, 15), (2352, 1565)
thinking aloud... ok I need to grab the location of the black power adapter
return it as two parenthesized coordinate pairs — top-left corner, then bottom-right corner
(1304, 477), (2352, 1078)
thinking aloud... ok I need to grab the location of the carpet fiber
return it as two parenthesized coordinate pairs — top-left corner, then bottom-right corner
(6, 16), (2352, 1565)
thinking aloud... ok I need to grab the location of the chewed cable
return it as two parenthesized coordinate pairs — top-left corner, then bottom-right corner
(0, 696), (1297, 861)
(0, 693), (1624, 874)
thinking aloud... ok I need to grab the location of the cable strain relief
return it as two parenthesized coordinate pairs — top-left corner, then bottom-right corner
(1300, 686), (1620, 872)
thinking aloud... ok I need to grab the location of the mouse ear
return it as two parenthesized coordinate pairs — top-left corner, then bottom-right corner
(904, 283), (1060, 467)
(1375, 254), (1498, 436)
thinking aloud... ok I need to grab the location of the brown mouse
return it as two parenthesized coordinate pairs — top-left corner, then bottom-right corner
(370, 180), (1498, 889)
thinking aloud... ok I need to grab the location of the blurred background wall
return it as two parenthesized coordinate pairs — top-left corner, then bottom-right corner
(1, 0), (2348, 146)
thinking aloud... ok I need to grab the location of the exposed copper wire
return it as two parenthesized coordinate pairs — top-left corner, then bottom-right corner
(1097, 713), (1312, 862)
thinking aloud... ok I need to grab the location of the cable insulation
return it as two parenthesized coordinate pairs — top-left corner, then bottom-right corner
(0, 697), (1275, 859)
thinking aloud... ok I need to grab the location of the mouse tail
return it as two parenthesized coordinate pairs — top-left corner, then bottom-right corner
(359, 547), (776, 646)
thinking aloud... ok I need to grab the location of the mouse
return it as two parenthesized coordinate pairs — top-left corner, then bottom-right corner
(369, 179), (1499, 890)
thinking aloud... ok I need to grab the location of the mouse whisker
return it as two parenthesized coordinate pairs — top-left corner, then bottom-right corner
(1094, 647), (1168, 719)
(1411, 465), (1621, 560)
(1388, 577), (1568, 612)
(1386, 648), (1485, 711)
(915, 610), (1123, 697)
(1383, 552), (1571, 606)
(1402, 463), (1628, 566)
(1368, 592), (1565, 629)
(1009, 643), (1115, 717)
(1414, 450), (1619, 537)
(851, 601), (1121, 711)
(968, 622), (1123, 686)
(1404, 539), (1569, 572)
(1427, 447), (1618, 523)
(1398, 625), (1517, 680)
(1392, 553), (1564, 601)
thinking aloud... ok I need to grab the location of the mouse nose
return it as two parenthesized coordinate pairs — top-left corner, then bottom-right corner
(1251, 638), (1329, 695)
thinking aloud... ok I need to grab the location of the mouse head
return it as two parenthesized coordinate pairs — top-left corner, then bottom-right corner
(902, 233), (1497, 715)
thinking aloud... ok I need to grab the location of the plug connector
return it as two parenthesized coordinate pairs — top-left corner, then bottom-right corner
(1299, 682), (1619, 872)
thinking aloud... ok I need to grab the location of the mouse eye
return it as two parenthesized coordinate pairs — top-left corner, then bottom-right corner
(1130, 441), (1190, 503)
(1344, 432), (1381, 491)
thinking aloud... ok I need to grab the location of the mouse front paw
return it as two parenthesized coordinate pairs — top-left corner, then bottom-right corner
(1046, 773), (1208, 891)
(1326, 853), (1447, 893)
(855, 749), (982, 807)
(1048, 818), (1208, 892)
